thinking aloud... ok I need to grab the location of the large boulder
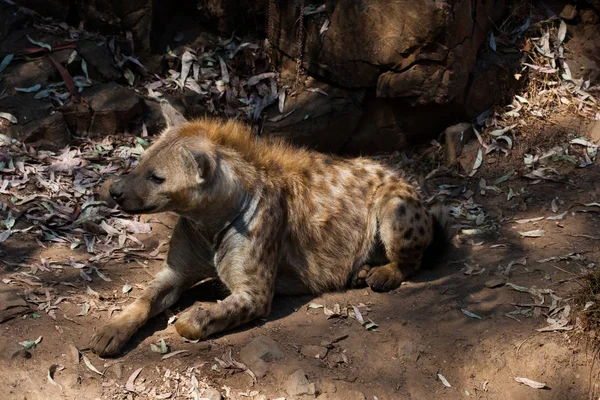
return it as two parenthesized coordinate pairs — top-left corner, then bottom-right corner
(268, 0), (506, 106)
(264, 0), (511, 153)
(61, 82), (143, 137)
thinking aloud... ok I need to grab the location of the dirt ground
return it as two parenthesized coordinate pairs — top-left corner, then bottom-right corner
(1, 113), (600, 400)
(3, 2), (600, 400)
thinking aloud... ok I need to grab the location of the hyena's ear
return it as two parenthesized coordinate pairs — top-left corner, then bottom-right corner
(179, 146), (216, 184)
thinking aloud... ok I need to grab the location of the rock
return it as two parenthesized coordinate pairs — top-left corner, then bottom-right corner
(285, 369), (316, 397)
(80, 0), (154, 53)
(203, 387), (222, 400)
(77, 40), (121, 82)
(485, 278), (505, 289)
(0, 286), (29, 323)
(82, 82), (143, 137)
(327, 351), (348, 365)
(263, 80), (365, 153)
(60, 102), (93, 137)
(0, 47), (72, 94)
(268, 0), (506, 104)
(463, 52), (521, 117)
(7, 112), (71, 151)
(197, 0), (264, 34)
(559, 4), (578, 20)
(445, 123), (473, 165)
(67, 344), (80, 366)
(300, 345), (328, 359)
(456, 139), (481, 174)
(110, 363), (124, 379)
(580, 9), (599, 25)
(239, 336), (284, 378)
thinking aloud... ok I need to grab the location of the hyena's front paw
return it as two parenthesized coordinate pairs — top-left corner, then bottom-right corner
(366, 263), (405, 292)
(90, 320), (138, 357)
(174, 306), (209, 340)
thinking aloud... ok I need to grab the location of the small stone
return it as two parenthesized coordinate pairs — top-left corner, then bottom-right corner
(327, 352), (347, 364)
(485, 279), (505, 289)
(301, 345), (328, 359)
(445, 122), (474, 165)
(285, 369), (316, 397)
(0, 288), (28, 310)
(67, 344), (80, 365)
(240, 336), (284, 378)
(456, 140), (481, 175)
(112, 363), (124, 379)
(559, 4), (577, 20)
(203, 388), (222, 400)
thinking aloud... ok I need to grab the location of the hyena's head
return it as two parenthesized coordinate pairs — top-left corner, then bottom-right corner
(109, 129), (217, 215)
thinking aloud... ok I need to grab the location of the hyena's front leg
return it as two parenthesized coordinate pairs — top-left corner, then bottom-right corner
(175, 202), (280, 340)
(90, 218), (214, 356)
(174, 242), (277, 340)
(90, 266), (194, 356)
(174, 285), (273, 340)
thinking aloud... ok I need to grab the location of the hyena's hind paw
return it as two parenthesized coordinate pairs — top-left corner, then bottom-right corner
(365, 263), (406, 292)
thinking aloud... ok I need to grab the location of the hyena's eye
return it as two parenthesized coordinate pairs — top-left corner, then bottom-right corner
(149, 173), (165, 184)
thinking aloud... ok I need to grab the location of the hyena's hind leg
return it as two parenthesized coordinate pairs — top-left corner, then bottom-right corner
(365, 194), (437, 292)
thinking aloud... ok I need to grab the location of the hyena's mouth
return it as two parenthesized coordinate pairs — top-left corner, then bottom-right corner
(117, 204), (160, 215)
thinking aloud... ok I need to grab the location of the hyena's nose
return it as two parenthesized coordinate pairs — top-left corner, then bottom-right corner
(109, 182), (123, 201)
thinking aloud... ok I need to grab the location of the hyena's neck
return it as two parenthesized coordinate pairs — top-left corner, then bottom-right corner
(179, 151), (262, 247)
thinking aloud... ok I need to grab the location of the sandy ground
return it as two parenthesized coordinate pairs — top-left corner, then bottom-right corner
(2, 116), (600, 400)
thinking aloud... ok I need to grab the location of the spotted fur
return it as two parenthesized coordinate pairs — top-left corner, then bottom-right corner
(89, 118), (451, 356)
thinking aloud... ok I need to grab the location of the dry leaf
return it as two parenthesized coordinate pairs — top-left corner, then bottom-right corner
(161, 350), (188, 360)
(518, 230), (545, 238)
(514, 377), (546, 389)
(461, 309), (482, 319)
(126, 367), (143, 392)
(515, 217), (544, 224)
(470, 149), (483, 177)
(81, 353), (103, 375)
(438, 373), (452, 388)
(48, 364), (64, 390)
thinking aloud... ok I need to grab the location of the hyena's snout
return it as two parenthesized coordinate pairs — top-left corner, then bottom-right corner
(109, 179), (125, 202)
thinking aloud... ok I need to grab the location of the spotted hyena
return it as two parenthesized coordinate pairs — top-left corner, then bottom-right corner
(90, 118), (452, 356)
